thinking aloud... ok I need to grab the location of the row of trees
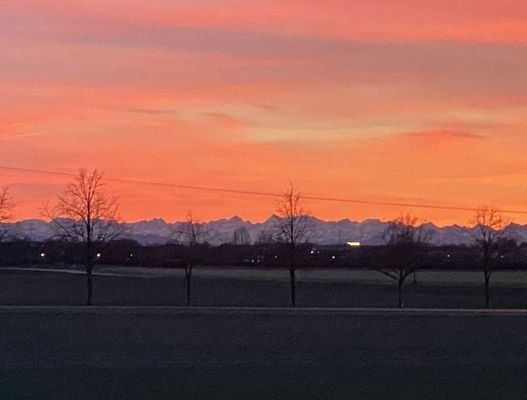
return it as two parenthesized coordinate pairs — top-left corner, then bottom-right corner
(235, 184), (517, 309)
(0, 169), (519, 308)
(375, 210), (514, 308)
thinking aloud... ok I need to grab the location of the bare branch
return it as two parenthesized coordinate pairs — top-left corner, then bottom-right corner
(274, 181), (311, 247)
(470, 206), (511, 264)
(171, 211), (211, 247)
(0, 187), (15, 241)
(44, 168), (122, 247)
(0, 187), (15, 223)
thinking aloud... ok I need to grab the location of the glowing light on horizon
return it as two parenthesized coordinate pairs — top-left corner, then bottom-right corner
(347, 242), (361, 247)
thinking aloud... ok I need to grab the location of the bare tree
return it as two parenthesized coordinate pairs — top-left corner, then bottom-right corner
(232, 226), (251, 245)
(378, 212), (434, 308)
(172, 212), (209, 306)
(274, 182), (310, 307)
(256, 229), (275, 245)
(0, 187), (15, 242)
(470, 207), (514, 308)
(44, 169), (121, 305)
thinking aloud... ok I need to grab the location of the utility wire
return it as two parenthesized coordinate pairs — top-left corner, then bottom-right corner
(1, 165), (527, 215)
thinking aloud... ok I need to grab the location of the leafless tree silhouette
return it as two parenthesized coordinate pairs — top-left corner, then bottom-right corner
(274, 182), (310, 307)
(0, 187), (15, 242)
(378, 212), (434, 308)
(172, 212), (210, 306)
(470, 207), (514, 308)
(232, 226), (251, 245)
(256, 229), (274, 245)
(44, 169), (121, 305)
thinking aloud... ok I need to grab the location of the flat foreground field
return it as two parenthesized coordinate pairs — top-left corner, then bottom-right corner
(1, 307), (527, 399)
(1, 266), (527, 308)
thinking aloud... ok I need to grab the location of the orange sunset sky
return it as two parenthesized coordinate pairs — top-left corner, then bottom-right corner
(1, 0), (527, 225)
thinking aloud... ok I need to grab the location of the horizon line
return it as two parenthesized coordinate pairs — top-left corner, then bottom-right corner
(5, 214), (525, 230)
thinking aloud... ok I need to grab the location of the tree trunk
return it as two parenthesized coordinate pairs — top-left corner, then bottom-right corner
(484, 271), (491, 308)
(398, 277), (404, 308)
(86, 263), (93, 306)
(289, 267), (296, 307)
(185, 265), (192, 307)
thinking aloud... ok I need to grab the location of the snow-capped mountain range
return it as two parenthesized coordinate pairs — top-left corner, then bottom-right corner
(3, 216), (527, 246)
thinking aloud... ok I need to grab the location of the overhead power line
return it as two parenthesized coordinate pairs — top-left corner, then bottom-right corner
(1, 165), (527, 215)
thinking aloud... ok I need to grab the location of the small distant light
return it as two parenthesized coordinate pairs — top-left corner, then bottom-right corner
(96, 253), (101, 258)
(40, 252), (46, 258)
(310, 250), (315, 255)
(447, 254), (451, 258)
(331, 255), (336, 260)
(274, 256), (278, 259)
(129, 253), (134, 258)
(347, 242), (361, 247)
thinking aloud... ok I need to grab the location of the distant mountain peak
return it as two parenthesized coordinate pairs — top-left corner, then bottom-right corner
(4, 216), (526, 247)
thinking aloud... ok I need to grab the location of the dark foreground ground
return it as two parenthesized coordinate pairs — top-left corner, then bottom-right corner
(1, 269), (527, 399)
(1, 307), (527, 399)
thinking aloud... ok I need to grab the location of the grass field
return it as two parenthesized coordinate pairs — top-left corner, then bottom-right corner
(1, 266), (527, 308)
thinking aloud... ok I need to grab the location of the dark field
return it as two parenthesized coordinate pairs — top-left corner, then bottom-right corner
(1, 267), (527, 308)
(1, 307), (527, 399)
(1, 268), (527, 399)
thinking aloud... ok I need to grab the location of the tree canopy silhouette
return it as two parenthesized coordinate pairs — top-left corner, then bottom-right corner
(44, 168), (121, 305)
(0, 187), (14, 242)
(274, 182), (310, 307)
(171, 212), (210, 306)
(377, 212), (434, 308)
(470, 207), (515, 308)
